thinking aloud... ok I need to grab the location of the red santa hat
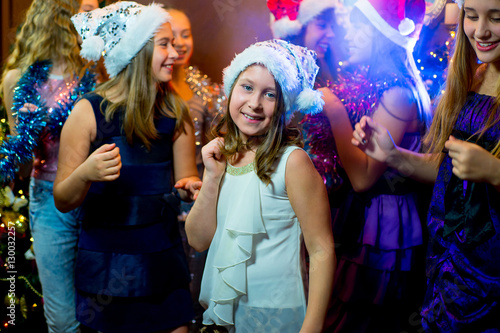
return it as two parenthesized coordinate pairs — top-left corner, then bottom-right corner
(267, 0), (341, 39)
(354, 0), (425, 51)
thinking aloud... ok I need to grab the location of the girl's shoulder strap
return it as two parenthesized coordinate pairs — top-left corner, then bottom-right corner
(276, 145), (302, 174)
(283, 145), (301, 158)
(81, 92), (106, 123)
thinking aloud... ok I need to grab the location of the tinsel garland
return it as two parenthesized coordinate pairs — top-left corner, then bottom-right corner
(330, 68), (405, 125)
(300, 67), (404, 193)
(0, 61), (95, 183)
(300, 111), (342, 193)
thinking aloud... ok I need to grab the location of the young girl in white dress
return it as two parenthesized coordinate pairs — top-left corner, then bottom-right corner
(186, 39), (336, 333)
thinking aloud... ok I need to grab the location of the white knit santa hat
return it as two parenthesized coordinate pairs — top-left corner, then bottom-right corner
(223, 39), (324, 124)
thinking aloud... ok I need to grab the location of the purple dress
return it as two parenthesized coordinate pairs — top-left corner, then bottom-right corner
(421, 92), (500, 332)
(325, 72), (431, 333)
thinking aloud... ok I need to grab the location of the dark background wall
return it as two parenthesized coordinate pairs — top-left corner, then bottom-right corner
(1, 0), (33, 66)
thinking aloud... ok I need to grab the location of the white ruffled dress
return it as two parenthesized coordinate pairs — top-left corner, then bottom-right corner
(199, 146), (307, 332)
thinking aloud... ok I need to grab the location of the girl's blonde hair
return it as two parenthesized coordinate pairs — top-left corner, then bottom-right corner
(0, 0), (84, 91)
(215, 65), (303, 185)
(94, 39), (192, 150)
(424, 7), (500, 157)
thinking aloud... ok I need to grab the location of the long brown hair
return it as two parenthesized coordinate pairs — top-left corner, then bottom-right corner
(423, 7), (500, 157)
(215, 65), (302, 185)
(94, 39), (191, 150)
(0, 0), (83, 92)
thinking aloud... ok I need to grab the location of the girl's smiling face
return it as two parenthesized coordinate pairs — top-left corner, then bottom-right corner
(152, 22), (178, 82)
(463, 0), (500, 66)
(229, 64), (278, 143)
(303, 15), (335, 60)
(169, 9), (193, 67)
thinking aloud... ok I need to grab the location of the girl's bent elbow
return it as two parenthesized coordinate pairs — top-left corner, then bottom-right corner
(54, 199), (71, 213)
(350, 180), (373, 193)
(188, 238), (209, 253)
(53, 190), (72, 213)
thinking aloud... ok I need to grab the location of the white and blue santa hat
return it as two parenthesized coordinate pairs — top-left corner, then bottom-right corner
(223, 39), (324, 124)
(71, 1), (171, 78)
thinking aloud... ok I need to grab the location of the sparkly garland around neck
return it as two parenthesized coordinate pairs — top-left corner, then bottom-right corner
(0, 60), (95, 183)
(300, 67), (404, 193)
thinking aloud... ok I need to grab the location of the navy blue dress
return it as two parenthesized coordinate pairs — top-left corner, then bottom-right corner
(74, 93), (194, 333)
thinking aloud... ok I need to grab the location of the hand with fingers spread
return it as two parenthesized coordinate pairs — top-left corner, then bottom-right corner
(351, 115), (397, 164)
(445, 136), (500, 185)
(82, 143), (121, 182)
(201, 137), (226, 182)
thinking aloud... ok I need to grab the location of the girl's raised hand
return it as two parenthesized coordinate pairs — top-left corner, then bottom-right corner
(201, 137), (226, 181)
(445, 136), (500, 185)
(81, 143), (121, 182)
(352, 116), (396, 163)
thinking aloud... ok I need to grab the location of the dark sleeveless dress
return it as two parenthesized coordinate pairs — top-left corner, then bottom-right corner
(421, 92), (500, 332)
(74, 93), (194, 333)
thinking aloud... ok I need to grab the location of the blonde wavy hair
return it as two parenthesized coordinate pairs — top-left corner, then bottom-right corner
(424, 7), (500, 158)
(215, 66), (303, 185)
(0, 0), (84, 92)
(95, 39), (192, 150)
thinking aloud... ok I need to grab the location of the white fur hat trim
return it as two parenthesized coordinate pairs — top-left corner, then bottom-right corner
(297, 0), (339, 26)
(355, 0), (418, 51)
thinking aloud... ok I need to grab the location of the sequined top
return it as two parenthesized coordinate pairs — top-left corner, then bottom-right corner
(32, 74), (78, 181)
(184, 66), (226, 175)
